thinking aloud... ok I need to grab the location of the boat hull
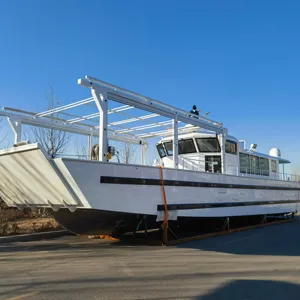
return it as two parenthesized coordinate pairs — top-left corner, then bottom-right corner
(47, 208), (155, 236)
(60, 158), (300, 218)
(0, 144), (299, 237)
(48, 207), (292, 236)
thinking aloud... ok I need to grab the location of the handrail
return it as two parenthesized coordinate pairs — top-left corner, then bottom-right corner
(179, 158), (300, 182)
(59, 152), (300, 182)
(227, 165), (300, 182)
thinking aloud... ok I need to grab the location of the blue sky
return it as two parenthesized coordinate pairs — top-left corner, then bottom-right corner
(1, 1), (300, 168)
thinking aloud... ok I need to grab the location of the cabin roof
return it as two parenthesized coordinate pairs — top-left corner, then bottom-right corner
(159, 131), (218, 142)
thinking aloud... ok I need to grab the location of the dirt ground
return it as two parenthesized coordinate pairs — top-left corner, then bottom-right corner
(0, 207), (61, 236)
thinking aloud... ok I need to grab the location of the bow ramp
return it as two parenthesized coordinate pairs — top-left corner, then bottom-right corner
(0, 143), (88, 211)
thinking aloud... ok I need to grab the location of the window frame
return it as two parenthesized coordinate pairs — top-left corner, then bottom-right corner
(164, 139), (197, 156)
(239, 152), (270, 176)
(178, 139), (197, 155)
(239, 152), (250, 174)
(271, 159), (277, 173)
(250, 155), (260, 175)
(259, 157), (270, 176)
(225, 140), (237, 155)
(156, 143), (167, 158)
(196, 137), (221, 153)
(164, 141), (173, 156)
(205, 155), (222, 173)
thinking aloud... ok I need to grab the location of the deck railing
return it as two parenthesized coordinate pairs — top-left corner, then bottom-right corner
(58, 153), (300, 182)
(180, 158), (300, 182)
(226, 165), (300, 182)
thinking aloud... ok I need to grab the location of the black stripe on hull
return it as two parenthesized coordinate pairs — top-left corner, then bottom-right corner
(157, 200), (300, 211)
(100, 176), (300, 191)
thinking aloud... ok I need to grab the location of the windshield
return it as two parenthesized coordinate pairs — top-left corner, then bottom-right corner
(164, 139), (196, 156)
(196, 138), (220, 152)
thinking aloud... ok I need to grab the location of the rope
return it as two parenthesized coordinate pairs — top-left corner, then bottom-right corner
(159, 165), (168, 228)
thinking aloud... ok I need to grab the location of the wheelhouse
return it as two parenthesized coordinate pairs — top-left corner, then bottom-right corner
(156, 131), (291, 180)
(156, 132), (223, 173)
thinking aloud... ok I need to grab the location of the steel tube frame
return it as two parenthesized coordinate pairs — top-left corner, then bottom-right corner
(36, 97), (95, 117)
(1, 75), (227, 169)
(84, 75), (223, 126)
(78, 77), (224, 133)
(220, 133), (226, 174)
(91, 89), (108, 162)
(0, 110), (145, 146)
(173, 115), (179, 168)
(78, 75), (226, 168)
(136, 125), (201, 138)
(67, 105), (134, 124)
(8, 117), (22, 144)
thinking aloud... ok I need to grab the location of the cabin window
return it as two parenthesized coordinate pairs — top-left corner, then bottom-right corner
(164, 142), (173, 156)
(260, 158), (270, 176)
(240, 154), (270, 176)
(196, 138), (220, 152)
(178, 139), (196, 154)
(164, 139), (196, 156)
(250, 155), (260, 175)
(225, 140), (237, 155)
(271, 160), (277, 172)
(156, 144), (166, 158)
(239, 153), (249, 173)
(205, 156), (222, 173)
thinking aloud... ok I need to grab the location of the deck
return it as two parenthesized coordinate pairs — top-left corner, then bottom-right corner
(1, 219), (300, 300)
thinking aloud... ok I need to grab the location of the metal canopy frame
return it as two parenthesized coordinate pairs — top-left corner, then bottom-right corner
(0, 75), (226, 168)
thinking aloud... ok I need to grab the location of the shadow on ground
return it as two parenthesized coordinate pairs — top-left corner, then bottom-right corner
(1, 219), (300, 257)
(1, 279), (300, 300)
(196, 279), (300, 300)
(175, 219), (300, 256)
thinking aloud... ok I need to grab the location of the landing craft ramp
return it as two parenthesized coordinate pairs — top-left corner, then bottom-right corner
(0, 143), (84, 211)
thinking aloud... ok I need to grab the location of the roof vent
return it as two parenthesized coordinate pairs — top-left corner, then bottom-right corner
(269, 148), (281, 157)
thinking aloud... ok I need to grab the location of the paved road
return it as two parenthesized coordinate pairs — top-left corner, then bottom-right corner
(1, 220), (300, 300)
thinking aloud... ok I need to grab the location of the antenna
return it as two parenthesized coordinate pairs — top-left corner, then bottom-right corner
(249, 144), (257, 152)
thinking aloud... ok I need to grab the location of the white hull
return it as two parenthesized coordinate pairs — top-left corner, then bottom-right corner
(0, 144), (299, 220)
(63, 159), (300, 218)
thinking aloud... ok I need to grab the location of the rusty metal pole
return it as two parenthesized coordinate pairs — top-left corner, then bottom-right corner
(162, 223), (168, 245)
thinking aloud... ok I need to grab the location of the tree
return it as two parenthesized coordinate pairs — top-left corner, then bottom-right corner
(116, 142), (137, 164)
(90, 142), (138, 163)
(32, 84), (69, 158)
(75, 139), (88, 160)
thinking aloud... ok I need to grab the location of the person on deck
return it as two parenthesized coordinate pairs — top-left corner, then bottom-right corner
(190, 105), (199, 116)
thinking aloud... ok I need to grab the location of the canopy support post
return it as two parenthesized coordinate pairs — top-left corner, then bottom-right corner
(88, 133), (93, 159)
(141, 142), (147, 165)
(92, 89), (108, 162)
(173, 114), (178, 168)
(220, 129), (227, 174)
(8, 117), (22, 144)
